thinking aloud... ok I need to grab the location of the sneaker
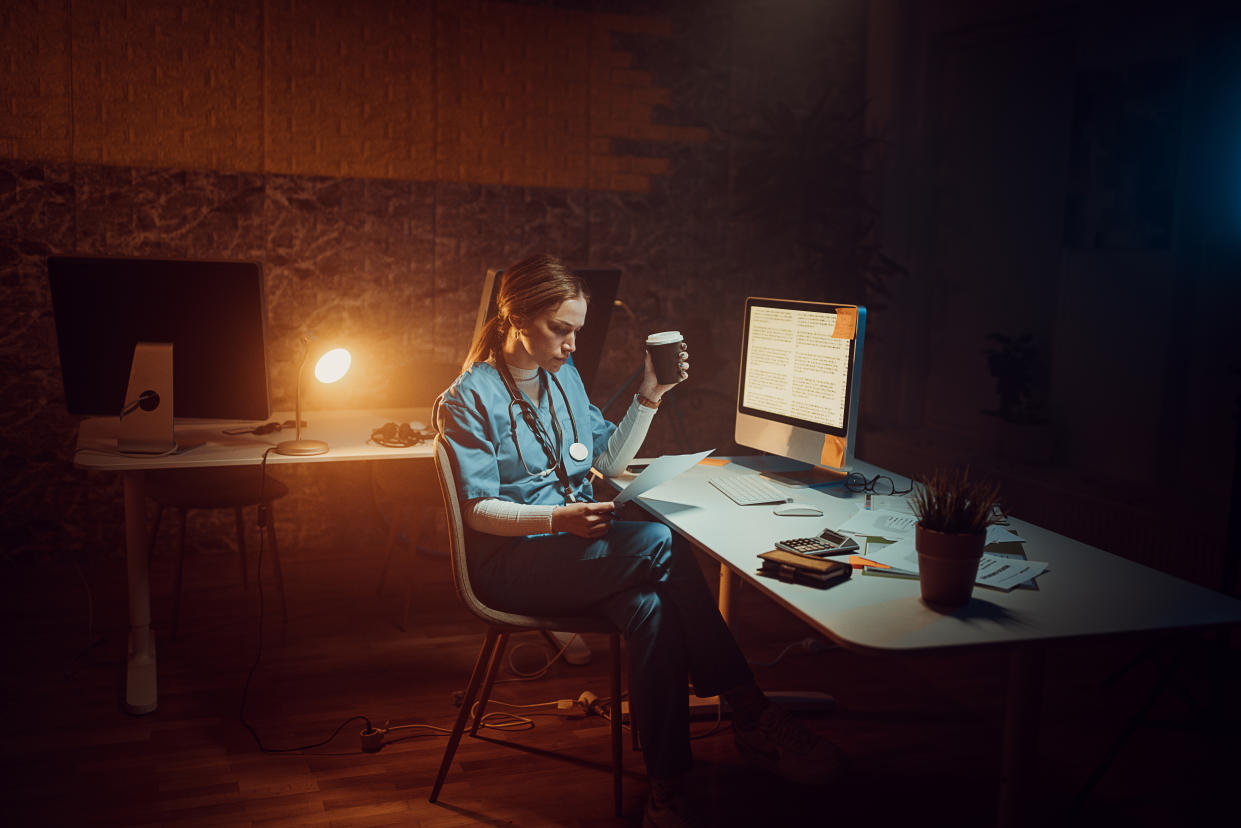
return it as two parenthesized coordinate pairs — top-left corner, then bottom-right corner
(733, 703), (844, 785)
(643, 792), (699, 828)
(548, 630), (592, 666)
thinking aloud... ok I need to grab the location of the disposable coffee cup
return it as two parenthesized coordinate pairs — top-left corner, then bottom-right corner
(646, 331), (684, 384)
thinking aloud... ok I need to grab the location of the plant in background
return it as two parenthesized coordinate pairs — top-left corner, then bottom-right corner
(984, 332), (1047, 424)
(911, 467), (1004, 535)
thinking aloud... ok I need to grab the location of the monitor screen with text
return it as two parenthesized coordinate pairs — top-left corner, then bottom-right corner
(739, 299), (857, 438)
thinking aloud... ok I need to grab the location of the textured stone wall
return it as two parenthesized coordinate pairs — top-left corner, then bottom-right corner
(0, 0), (869, 561)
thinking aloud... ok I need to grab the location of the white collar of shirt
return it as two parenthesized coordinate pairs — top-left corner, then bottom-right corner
(492, 359), (542, 405)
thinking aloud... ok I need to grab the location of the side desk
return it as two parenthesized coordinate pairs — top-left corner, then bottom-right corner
(75, 408), (433, 715)
(611, 456), (1241, 827)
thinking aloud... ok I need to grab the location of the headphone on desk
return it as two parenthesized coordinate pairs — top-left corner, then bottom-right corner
(370, 422), (433, 448)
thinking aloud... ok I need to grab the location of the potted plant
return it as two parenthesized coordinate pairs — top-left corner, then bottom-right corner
(911, 467), (1004, 608)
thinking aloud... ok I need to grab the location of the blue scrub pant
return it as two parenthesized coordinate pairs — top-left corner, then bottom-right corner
(470, 520), (754, 778)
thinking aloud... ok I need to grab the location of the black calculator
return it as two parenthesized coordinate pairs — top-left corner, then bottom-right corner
(775, 527), (859, 556)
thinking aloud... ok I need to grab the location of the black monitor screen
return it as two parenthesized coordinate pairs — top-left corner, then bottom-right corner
(47, 256), (271, 420)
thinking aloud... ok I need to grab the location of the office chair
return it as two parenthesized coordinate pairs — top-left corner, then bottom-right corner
(430, 436), (627, 817)
(145, 467), (289, 638)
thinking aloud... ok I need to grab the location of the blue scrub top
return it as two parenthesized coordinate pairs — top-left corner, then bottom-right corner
(436, 361), (616, 508)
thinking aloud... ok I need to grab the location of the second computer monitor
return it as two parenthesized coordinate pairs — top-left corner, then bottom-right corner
(735, 297), (866, 479)
(47, 255), (271, 420)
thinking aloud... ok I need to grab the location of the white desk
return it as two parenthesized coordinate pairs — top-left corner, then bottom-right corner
(612, 455), (1241, 827)
(75, 408), (433, 715)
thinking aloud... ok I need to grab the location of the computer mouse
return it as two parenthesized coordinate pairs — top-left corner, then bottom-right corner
(773, 503), (824, 517)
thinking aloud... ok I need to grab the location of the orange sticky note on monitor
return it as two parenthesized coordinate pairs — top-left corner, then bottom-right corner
(820, 435), (846, 469)
(831, 306), (858, 339)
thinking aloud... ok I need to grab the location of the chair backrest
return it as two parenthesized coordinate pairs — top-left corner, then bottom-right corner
(433, 435), (548, 630)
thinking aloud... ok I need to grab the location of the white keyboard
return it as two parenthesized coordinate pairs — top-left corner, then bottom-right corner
(709, 474), (792, 506)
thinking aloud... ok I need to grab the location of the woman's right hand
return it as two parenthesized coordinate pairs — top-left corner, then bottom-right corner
(552, 501), (615, 538)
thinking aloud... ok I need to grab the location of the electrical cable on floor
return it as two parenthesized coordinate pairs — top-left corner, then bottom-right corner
(468, 698), (565, 732)
(492, 634), (577, 683)
(746, 636), (835, 668)
(63, 560), (106, 680)
(233, 449), (454, 755)
(238, 447), (373, 753)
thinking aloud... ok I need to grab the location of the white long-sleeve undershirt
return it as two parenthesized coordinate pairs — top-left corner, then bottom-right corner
(464, 363), (656, 536)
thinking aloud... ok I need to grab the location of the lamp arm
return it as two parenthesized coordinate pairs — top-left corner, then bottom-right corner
(294, 345), (310, 442)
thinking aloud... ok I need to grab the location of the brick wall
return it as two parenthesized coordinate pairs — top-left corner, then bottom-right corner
(1, 0), (706, 192)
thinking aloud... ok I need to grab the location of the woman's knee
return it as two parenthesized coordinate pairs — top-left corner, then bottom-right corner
(624, 520), (672, 552)
(623, 588), (664, 638)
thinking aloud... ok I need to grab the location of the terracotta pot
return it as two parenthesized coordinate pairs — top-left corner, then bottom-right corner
(916, 524), (986, 608)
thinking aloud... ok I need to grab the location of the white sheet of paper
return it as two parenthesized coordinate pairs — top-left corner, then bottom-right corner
(860, 537), (1048, 590)
(867, 494), (916, 514)
(838, 508), (918, 540)
(974, 556), (1048, 590)
(986, 524), (1027, 544)
(844, 510), (1028, 545)
(613, 450), (715, 504)
(859, 536), (918, 573)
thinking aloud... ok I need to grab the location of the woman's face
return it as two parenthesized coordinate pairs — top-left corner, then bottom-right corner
(511, 295), (587, 373)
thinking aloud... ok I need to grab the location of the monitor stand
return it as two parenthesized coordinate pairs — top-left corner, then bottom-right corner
(118, 342), (176, 454)
(730, 456), (848, 489)
(760, 465), (847, 488)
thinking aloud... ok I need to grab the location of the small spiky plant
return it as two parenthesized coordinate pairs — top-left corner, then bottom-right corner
(911, 467), (1004, 535)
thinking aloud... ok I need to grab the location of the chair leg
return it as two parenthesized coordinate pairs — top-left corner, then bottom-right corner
(470, 632), (510, 736)
(172, 508), (188, 640)
(610, 632), (623, 817)
(430, 628), (501, 804)
(264, 505), (289, 624)
(234, 507), (248, 591)
(147, 505), (164, 567)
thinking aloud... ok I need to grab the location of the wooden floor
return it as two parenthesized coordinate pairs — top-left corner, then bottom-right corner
(2, 509), (1239, 827)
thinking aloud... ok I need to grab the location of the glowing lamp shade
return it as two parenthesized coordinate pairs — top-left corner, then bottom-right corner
(314, 348), (351, 384)
(275, 342), (353, 457)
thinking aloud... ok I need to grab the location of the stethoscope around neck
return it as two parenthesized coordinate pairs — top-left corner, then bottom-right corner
(499, 363), (590, 499)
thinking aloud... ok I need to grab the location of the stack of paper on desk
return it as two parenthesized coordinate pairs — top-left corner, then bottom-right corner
(838, 509), (1049, 592)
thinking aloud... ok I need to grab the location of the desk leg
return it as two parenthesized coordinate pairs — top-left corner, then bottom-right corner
(123, 470), (158, 714)
(718, 564), (733, 628)
(999, 647), (1043, 828)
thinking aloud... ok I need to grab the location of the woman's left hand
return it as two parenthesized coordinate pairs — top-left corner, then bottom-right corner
(637, 344), (688, 404)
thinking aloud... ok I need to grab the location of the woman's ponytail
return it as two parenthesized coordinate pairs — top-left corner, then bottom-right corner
(458, 254), (587, 373)
(462, 314), (508, 373)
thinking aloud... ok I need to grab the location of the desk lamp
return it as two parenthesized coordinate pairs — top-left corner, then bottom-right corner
(275, 338), (351, 456)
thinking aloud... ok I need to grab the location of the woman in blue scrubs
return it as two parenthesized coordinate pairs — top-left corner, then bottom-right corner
(435, 254), (841, 826)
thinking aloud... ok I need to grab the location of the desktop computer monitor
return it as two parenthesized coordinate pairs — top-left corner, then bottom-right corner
(475, 266), (620, 395)
(734, 297), (866, 480)
(47, 255), (271, 420)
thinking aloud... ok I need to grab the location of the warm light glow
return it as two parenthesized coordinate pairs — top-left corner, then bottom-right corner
(314, 348), (351, 383)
